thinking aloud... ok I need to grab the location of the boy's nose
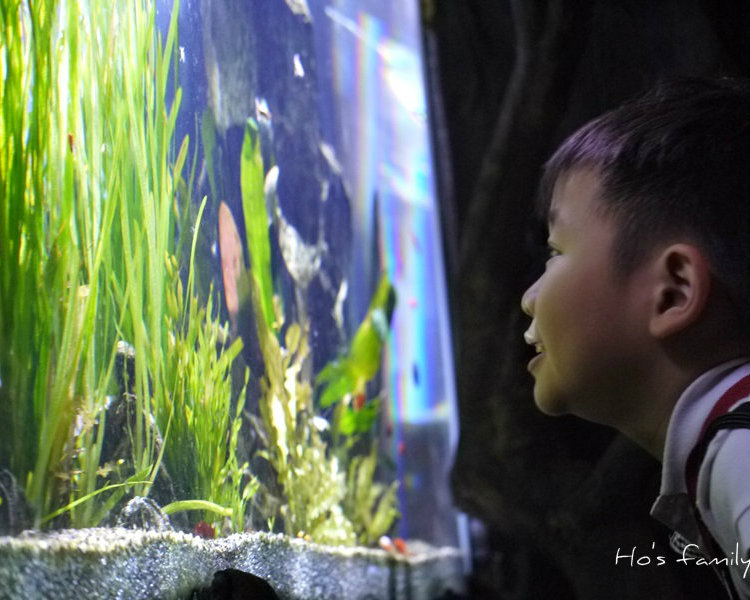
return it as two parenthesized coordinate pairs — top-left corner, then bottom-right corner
(521, 282), (537, 317)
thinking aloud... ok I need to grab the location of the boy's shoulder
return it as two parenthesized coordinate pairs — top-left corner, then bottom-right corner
(703, 423), (750, 539)
(702, 424), (750, 599)
(651, 360), (749, 524)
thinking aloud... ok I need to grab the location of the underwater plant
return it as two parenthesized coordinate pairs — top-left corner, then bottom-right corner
(343, 445), (400, 547)
(249, 272), (400, 547)
(316, 274), (396, 440)
(158, 201), (258, 533)
(239, 119), (276, 332)
(254, 297), (356, 545)
(0, 0), (183, 527)
(219, 200), (352, 544)
(216, 126), (400, 545)
(0, 0), (252, 532)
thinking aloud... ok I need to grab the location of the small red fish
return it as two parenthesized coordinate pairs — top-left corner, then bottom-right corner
(353, 393), (366, 411)
(67, 133), (75, 153)
(393, 537), (407, 555)
(193, 521), (216, 539)
(379, 535), (408, 555)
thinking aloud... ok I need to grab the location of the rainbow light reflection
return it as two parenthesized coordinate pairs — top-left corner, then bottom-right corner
(324, 1), (461, 546)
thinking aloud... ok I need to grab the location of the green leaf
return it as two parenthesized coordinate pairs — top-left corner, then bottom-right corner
(240, 117), (275, 331)
(339, 401), (378, 436)
(162, 499), (233, 517)
(40, 470), (153, 526)
(318, 369), (355, 408)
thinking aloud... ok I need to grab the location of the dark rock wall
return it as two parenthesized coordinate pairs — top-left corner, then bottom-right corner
(424, 0), (749, 598)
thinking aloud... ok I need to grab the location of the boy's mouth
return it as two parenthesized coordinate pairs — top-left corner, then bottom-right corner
(523, 324), (545, 370)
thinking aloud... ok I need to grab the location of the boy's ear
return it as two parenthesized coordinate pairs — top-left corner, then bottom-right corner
(648, 243), (711, 339)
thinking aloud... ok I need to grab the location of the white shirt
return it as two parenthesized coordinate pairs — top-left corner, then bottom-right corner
(651, 359), (750, 599)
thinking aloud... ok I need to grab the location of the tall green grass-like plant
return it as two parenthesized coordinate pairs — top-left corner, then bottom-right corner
(0, 0), (253, 529)
(159, 200), (258, 533)
(0, 0), (130, 526)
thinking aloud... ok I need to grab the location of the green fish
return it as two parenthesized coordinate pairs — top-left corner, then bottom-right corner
(316, 274), (396, 416)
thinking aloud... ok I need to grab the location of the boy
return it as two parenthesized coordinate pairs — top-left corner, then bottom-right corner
(521, 78), (749, 598)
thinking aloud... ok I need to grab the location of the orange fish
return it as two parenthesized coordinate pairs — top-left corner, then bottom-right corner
(217, 201), (266, 374)
(218, 201), (244, 324)
(393, 537), (407, 555)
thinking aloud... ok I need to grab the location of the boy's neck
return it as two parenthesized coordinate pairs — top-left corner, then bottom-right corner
(618, 355), (748, 460)
(620, 369), (694, 460)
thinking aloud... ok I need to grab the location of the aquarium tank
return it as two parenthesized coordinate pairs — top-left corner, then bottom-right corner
(0, 0), (465, 557)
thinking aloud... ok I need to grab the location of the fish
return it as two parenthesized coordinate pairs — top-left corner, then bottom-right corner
(316, 274), (396, 410)
(218, 202), (245, 322)
(192, 520), (216, 539)
(393, 537), (408, 554)
(217, 201), (264, 373)
(378, 535), (408, 555)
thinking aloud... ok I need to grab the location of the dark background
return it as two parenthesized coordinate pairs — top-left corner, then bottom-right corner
(421, 1), (750, 598)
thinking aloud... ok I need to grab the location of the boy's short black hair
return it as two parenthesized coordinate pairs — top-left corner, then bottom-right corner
(539, 77), (750, 330)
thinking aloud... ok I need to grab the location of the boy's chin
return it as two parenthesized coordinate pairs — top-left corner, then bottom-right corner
(532, 388), (570, 417)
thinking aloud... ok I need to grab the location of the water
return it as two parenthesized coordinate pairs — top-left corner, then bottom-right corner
(1, 0), (464, 555)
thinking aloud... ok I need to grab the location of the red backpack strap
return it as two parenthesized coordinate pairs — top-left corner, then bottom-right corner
(684, 374), (750, 503)
(681, 375), (750, 600)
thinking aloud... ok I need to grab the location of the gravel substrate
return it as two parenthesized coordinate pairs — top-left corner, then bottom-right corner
(0, 528), (465, 600)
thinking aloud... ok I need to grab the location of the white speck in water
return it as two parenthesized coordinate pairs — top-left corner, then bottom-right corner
(332, 279), (348, 331)
(179, 46), (185, 63)
(319, 142), (342, 175)
(293, 53), (305, 78)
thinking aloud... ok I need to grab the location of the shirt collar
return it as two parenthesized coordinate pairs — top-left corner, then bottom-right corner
(659, 358), (750, 496)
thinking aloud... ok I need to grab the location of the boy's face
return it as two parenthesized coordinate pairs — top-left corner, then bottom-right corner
(521, 168), (653, 426)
